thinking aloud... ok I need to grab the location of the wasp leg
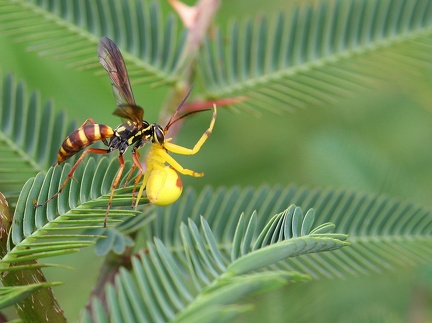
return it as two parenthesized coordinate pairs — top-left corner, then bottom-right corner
(164, 105), (216, 155)
(123, 150), (140, 188)
(126, 148), (146, 207)
(35, 148), (110, 208)
(104, 154), (127, 228)
(79, 118), (98, 127)
(123, 164), (136, 188)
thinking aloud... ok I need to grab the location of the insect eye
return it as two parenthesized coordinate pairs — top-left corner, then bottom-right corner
(154, 126), (165, 144)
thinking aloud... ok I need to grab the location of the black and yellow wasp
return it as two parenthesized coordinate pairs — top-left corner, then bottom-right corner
(36, 37), (217, 227)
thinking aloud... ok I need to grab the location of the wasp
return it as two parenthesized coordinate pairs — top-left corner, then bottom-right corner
(36, 37), (216, 227)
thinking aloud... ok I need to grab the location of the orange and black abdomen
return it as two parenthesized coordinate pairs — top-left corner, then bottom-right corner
(56, 124), (114, 164)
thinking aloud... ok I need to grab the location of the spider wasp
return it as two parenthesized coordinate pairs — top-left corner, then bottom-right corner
(36, 37), (216, 227)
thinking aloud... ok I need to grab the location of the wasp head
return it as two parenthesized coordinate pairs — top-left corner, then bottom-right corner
(150, 124), (165, 145)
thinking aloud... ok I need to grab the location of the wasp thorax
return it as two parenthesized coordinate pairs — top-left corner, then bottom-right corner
(152, 124), (165, 144)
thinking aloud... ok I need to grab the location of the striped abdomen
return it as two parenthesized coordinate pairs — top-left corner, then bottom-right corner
(57, 124), (114, 164)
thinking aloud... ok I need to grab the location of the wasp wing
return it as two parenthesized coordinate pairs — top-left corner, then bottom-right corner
(113, 104), (144, 122)
(98, 37), (143, 125)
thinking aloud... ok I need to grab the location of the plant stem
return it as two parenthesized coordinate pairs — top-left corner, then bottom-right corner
(159, 0), (221, 132)
(0, 193), (66, 322)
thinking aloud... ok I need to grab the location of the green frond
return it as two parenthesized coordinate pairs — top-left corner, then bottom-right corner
(0, 74), (77, 200)
(146, 186), (432, 279)
(303, 130), (404, 196)
(0, 157), (148, 273)
(91, 200), (158, 256)
(83, 206), (346, 322)
(198, 0), (432, 112)
(83, 185), (430, 321)
(0, 0), (186, 84)
(93, 227), (135, 256)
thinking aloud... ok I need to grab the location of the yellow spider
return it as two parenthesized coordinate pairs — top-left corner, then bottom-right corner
(36, 37), (218, 227)
(135, 104), (217, 207)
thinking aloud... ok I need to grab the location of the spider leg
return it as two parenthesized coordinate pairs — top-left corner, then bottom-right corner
(134, 162), (154, 208)
(156, 149), (204, 177)
(164, 105), (216, 155)
(104, 154), (126, 227)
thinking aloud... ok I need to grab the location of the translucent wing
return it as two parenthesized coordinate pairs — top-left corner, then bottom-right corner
(98, 37), (137, 109)
(113, 104), (144, 123)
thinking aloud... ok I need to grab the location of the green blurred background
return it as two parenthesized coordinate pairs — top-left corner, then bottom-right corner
(1, 0), (432, 321)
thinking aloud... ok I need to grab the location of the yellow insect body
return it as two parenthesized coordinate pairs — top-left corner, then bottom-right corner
(135, 105), (217, 207)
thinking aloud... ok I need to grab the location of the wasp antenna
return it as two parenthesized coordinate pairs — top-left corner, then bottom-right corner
(164, 108), (212, 133)
(165, 86), (194, 131)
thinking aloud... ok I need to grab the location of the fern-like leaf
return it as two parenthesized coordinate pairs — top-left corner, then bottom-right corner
(198, 0), (432, 112)
(83, 205), (347, 322)
(146, 186), (432, 279)
(82, 185), (431, 321)
(0, 74), (77, 200)
(0, 0), (186, 84)
(0, 157), (148, 273)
